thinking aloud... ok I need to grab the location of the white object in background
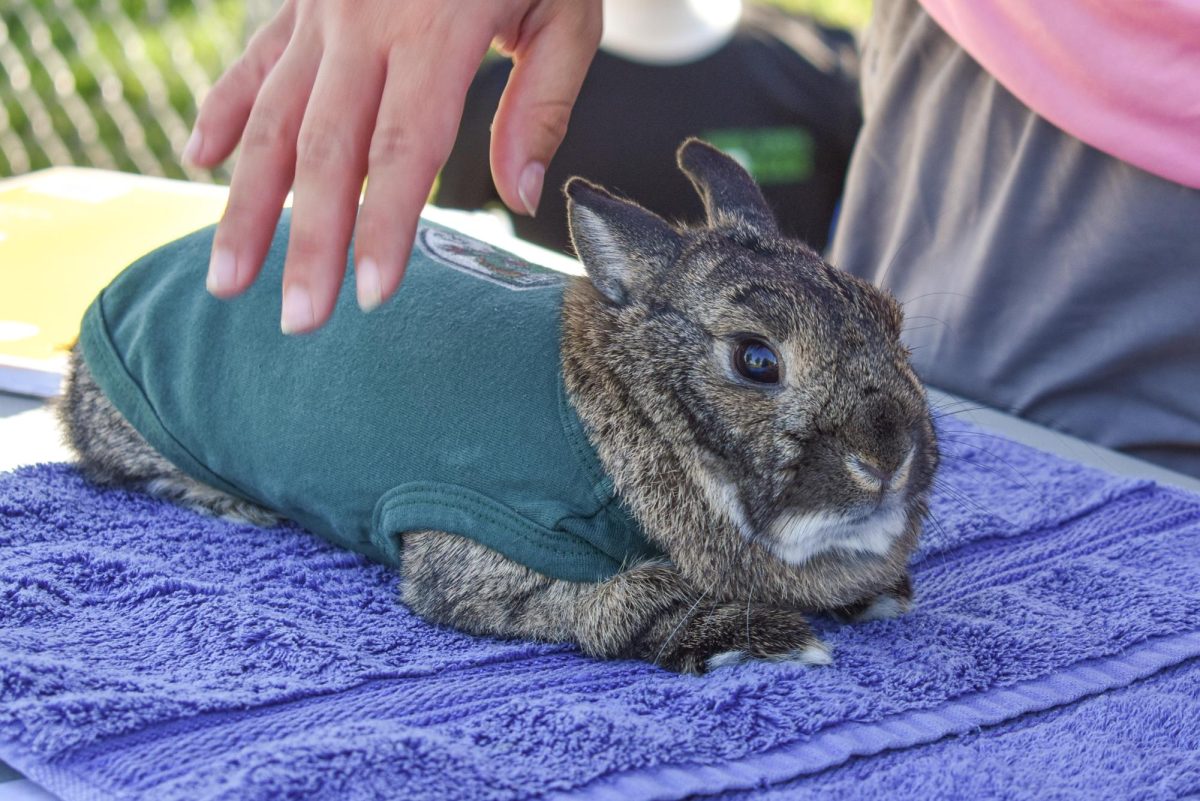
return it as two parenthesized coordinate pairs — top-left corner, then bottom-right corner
(601, 0), (742, 65)
(0, 404), (71, 471)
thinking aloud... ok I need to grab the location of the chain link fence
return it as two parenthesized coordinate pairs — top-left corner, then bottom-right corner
(1, 0), (868, 183)
(1, 0), (275, 181)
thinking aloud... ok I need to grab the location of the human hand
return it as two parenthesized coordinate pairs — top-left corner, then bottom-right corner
(184, 0), (601, 333)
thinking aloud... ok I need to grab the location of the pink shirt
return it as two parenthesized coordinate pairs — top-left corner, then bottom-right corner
(918, 0), (1200, 189)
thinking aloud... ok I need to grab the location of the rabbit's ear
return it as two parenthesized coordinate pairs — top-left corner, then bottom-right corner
(676, 138), (778, 236)
(566, 178), (682, 305)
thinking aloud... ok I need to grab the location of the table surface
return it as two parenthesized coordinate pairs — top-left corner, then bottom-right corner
(2, 387), (1198, 800)
(6, 172), (1195, 798)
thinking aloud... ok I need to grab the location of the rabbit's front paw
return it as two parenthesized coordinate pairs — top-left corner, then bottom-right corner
(651, 604), (830, 675)
(830, 574), (913, 623)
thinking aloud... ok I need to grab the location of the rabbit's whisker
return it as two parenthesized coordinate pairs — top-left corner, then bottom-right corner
(931, 476), (1010, 524)
(929, 397), (984, 416)
(938, 437), (1041, 494)
(900, 290), (980, 306)
(655, 586), (710, 667)
(930, 404), (989, 421)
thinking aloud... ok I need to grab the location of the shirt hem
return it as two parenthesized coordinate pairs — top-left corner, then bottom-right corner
(372, 482), (623, 584)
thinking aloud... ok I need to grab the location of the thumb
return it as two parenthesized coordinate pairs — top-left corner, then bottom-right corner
(490, 1), (601, 217)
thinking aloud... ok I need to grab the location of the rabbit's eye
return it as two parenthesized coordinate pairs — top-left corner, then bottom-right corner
(733, 338), (780, 384)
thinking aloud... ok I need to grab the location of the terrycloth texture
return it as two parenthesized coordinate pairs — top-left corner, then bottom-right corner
(715, 657), (1200, 800)
(2, 417), (1200, 800)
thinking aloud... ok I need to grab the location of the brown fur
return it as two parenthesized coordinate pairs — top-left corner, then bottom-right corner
(58, 348), (279, 527)
(58, 139), (938, 674)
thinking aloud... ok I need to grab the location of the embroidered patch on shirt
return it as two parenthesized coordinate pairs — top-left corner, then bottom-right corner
(417, 226), (566, 290)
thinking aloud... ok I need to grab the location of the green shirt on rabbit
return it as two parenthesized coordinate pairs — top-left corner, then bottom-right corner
(78, 211), (659, 582)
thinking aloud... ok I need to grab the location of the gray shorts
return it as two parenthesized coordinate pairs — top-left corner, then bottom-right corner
(829, 0), (1200, 477)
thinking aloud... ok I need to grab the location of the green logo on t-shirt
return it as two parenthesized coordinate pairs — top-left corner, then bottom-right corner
(417, 226), (566, 291)
(701, 127), (815, 185)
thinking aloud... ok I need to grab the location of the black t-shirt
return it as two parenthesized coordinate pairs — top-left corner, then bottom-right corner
(435, 4), (861, 254)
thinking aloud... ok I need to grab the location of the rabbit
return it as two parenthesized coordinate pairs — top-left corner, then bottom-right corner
(58, 138), (938, 675)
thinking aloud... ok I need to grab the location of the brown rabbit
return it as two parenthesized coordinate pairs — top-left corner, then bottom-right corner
(59, 139), (937, 674)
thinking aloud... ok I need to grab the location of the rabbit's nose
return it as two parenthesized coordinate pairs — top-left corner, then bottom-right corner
(848, 455), (894, 493)
(847, 447), (914, 494)
(854, 457), (895, 485)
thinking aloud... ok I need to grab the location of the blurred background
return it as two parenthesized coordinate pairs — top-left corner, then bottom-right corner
(1, 0), (275, 180)
(0, 0), (871, 183)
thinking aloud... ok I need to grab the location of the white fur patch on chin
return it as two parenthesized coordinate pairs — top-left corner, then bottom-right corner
(768, 505), (907, 566)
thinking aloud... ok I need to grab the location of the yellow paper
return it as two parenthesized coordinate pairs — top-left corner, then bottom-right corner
(0, 168), (227, 396)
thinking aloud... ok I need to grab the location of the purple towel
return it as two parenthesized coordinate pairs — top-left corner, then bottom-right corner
(2, 417), (1200, 800)
(715, 657), (1200, 800)
(720, 657), (1200, 801)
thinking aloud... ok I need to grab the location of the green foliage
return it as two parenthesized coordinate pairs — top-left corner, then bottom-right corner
(0, 0), (872, 180)
(770, 0), (872, 30)
(1, 0), (264, 179)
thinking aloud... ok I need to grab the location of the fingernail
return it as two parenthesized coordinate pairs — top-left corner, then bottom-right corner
(206, 248), (236, 295)
(281, 285), (314, 335)
(518, 161), (545, 217)
(357, 258), (383, 312)
(182, 129), (203, 166)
